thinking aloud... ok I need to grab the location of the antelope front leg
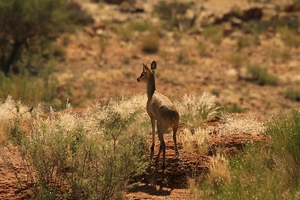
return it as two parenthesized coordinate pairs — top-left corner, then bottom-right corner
(150, 117), (155, 158)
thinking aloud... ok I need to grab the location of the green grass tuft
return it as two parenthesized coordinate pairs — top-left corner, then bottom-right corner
(247, 64), (278, 86)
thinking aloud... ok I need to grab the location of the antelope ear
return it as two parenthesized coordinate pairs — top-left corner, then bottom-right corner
(142, 62), (149, 72)
(150, 61), (157, 71)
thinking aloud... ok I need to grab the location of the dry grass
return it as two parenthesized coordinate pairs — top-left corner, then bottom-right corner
(176, 93), (220, 127)
(182, 127), (210, 154)
(208, 153), (231, 189)
(219, 113), (265, 136)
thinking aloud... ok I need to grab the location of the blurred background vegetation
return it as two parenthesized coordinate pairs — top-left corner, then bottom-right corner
(0, 0), (94, 106)
(2, 0), (300, 112)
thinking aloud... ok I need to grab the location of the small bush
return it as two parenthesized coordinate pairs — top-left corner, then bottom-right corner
(128, 20), (150, 32)
(202, 25), (224, 45)
(280, 51), (292, 62)
(226, 53), (247, 79)
(236, 35), (257, 51)
(269, 49), (292, 63)
(198, 41), (212, 57)
(225, 103), (244, 113)
(0, 96), (41, 145)
(226, 54), (247, 69)
(51, 44), (67, 60)
(247, 64), (278, 86)
(277, 26), (300, 48)
(283, 87), (300, 101)
(153, 1), (197, 31)
(117, 20), (151, 42)
(141, 34), (160, 54)
(116, 25), (133, 42)
(20, 96), (149, 199)
(60, 33), (72, 47)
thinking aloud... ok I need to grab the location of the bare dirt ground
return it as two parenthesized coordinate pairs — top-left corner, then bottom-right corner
(1, 0), (299, 199)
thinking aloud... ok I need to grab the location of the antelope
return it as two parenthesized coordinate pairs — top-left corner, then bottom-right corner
(137, 60), (179, 170)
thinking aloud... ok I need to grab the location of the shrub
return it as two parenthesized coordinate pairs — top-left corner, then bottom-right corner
(50, 44), (67, 60)
(202, 25), (224, 45)
(283, 87), (300, 101)
(128, 20), (150, 32)
(0, 97), (36, 145)
(236, 35), (258, 51)
(198, 41), (212, 57)
(141, 34), (160, 54)
(247, 64), (278, 86)
(116, 25), (133, 42)
(226, 53), (247, 79)
(20, 96), (149, 199)
(0, 65), (58, 105)
(225, 103), (244, 113)
(153, 1), (197, 31)
(277, 26), (300, 48)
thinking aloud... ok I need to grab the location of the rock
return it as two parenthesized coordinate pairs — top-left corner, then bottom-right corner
(119, 1), (144, 13)
(214, 7), (263, 24)
(230, 17), (242, 27)
(83, 23), (106, 37)
(104, 0), (124, 4)
(83, 27), (95, 37)
(265, 27), (275, 38)
(223, 22), (234, 36)
(92, 23), (106, 31)
(242, 7), (263, 21)
(284, 3), (300, 12)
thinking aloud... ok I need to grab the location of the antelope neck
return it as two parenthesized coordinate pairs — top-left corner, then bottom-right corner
(147, 75), (156, 99)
